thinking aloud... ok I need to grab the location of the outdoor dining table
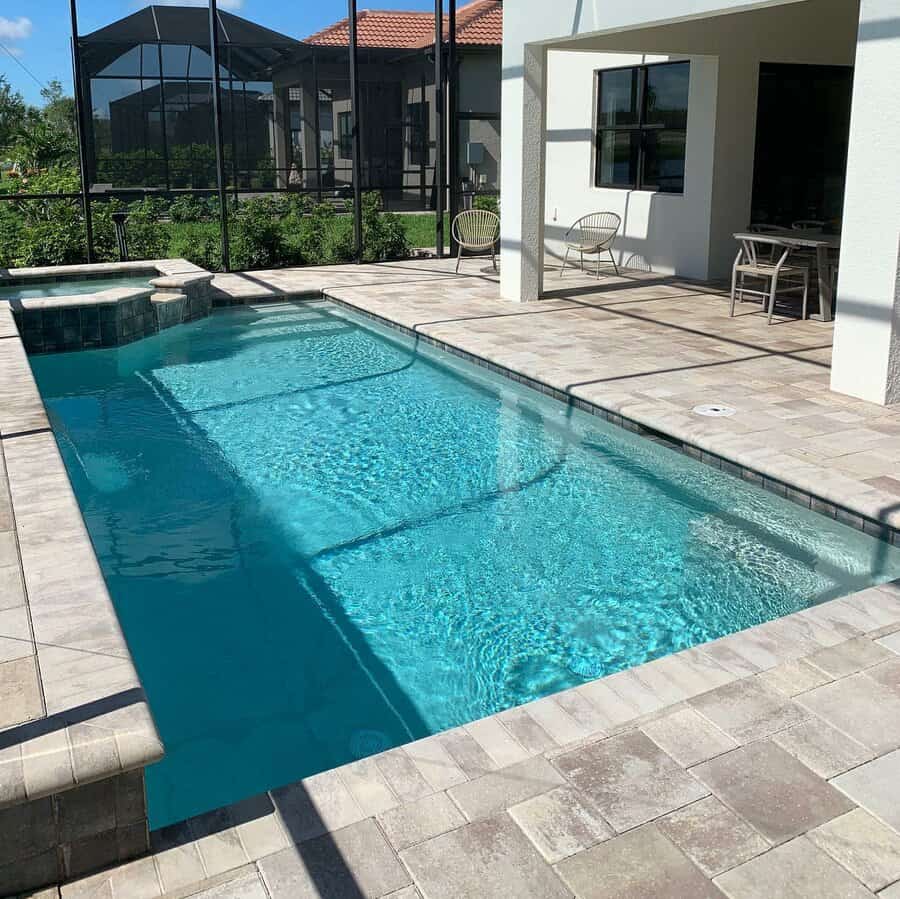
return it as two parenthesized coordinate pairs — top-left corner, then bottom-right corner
(733, 229), (840, 322)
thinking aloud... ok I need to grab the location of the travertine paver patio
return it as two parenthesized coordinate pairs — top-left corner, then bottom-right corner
(53, 580), (900, 898)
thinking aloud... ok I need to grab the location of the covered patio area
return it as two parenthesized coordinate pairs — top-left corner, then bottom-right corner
(500, 0), (900, 407)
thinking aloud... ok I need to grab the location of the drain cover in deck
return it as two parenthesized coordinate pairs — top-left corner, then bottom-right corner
(692, 404), (736, 418)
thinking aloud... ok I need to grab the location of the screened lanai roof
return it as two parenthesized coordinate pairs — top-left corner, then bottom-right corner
(80, 6), (302, 81)
(82, 6), (300, 47)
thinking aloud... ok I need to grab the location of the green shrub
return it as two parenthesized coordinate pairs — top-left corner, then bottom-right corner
(8, 170), (85, 266)
(125, 199), (171, 260)
(0, 180), (420, 271)
(14, 201), (85, 267)
(360, 192), (409, 262)
(169, 222), (222, 270)
(229, 197), (287, 270)
(89, 198), (126, 262)
(321, 214), (355, 264)
(473, 194), (499, 215)
(88, 197), (170, 263)
(169, 195), (208, 223)
(294, 202), (335, 265)
(0, 203), (24, 267)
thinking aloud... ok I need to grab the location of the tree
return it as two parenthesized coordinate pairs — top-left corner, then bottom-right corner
(0, 75), (28, 149)
(40, 80), (76, 140)
(15, 119), (76, 169)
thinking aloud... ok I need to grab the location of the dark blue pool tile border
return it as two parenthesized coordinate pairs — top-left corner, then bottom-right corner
(319, 292), (900, 548)
(0, 269), (158, 288)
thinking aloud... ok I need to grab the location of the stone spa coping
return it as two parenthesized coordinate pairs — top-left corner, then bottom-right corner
(6, 260), (217, 357)
(5, 276), (215, 316)
(0, 258), (207, 285)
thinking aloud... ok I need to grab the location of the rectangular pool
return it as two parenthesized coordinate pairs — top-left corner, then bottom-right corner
(30, 300), (900, 829)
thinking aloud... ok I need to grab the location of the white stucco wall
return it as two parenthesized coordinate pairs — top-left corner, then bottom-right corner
(535, 0), (857, 283)
(544, 51), (717, 278)
(501, 0), (858, 299)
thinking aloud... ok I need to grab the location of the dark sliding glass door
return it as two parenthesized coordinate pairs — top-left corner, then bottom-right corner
(750, 63), (853, 230)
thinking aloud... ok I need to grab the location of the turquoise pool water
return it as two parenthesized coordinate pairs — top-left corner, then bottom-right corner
(0, 275), (151, 301)
(30, 301), (900, 828)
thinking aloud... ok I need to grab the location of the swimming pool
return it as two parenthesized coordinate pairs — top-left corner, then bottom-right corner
(30, 300), (900, 828)
(0, 275), (152, 301)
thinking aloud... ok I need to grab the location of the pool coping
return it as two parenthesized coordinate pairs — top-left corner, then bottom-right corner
(0, 259), (216, 813)
(0, 302), (164, 803)
(58, 577), (900, 899)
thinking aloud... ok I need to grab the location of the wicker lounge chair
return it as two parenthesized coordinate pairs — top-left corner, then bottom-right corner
(451, 209), (500, 273)
(560, 212), (621, 277)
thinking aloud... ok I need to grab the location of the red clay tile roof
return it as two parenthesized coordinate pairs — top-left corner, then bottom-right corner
(304, 0), (502, 49)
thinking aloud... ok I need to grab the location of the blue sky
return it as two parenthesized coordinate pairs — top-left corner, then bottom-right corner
(0, 0), (435, 104)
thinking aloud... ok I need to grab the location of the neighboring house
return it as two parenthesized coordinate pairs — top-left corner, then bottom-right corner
(281, 0), (502, 206)
(78, 2), (502, 209)
(500, 0), (899, 406)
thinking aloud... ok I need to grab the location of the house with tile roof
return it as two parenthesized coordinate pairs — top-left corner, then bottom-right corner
(282, 0), (502, 206)
(77, 2), (501, 210)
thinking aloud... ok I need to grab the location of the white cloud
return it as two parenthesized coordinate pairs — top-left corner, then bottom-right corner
(0, 16), (32, 41)
(146, 0), (244, 10)
(3, 45), (24, 58)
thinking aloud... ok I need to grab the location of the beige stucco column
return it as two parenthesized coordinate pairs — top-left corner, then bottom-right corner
(830, 0), (900, 405)
(499, 42), (547, 302)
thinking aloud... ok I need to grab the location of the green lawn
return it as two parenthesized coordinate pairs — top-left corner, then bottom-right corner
(399, 212), (450, 250)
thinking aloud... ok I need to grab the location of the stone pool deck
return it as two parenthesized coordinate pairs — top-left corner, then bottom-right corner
(3, 254), (900, 896)
(56, 579), (900, 899)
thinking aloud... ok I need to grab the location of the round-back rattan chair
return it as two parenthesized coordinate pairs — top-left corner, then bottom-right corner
(561, 212), (621, 277)
(452, 209), (500, 273)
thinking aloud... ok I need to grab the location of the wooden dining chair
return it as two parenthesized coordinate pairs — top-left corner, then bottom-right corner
(731, 235), (809, 324)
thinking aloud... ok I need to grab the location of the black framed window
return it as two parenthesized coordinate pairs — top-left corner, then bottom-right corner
(337, 111), (353, 160)
(594, 61), (689, 193)
(407, 101), (429, 167)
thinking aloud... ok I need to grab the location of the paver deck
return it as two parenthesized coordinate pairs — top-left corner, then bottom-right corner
(52, 581), (900, 899)
(4, 255), (900, 897)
